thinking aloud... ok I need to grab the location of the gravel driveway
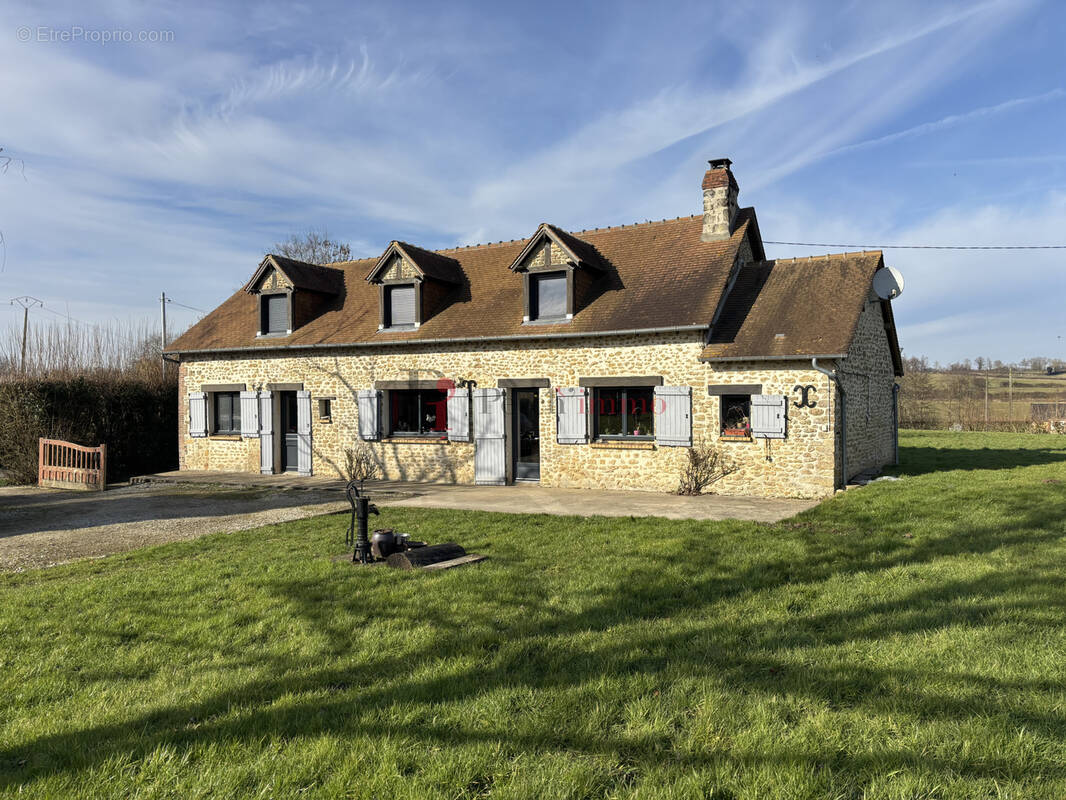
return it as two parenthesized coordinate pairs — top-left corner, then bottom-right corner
(0, 483), (349, 573)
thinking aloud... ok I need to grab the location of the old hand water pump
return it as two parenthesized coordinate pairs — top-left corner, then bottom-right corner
(345, 479), (379, 564)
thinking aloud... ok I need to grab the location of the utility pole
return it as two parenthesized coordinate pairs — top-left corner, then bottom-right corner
(9, 296), (42, 373)
(984, 373), (989, 429)
(160, 291), (167, 379)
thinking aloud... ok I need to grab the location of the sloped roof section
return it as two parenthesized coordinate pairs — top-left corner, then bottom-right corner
(243, 254), (345, 295)
(167, 209), (759, 354)
(366, 241), (464, 284)
(701, 251), (903, 374)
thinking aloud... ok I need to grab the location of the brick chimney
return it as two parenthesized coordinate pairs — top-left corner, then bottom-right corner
(701, 158), (739, 242)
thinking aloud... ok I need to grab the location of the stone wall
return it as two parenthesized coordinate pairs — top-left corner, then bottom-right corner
(178, 332), (844, 498)
(841, 298), (898, 478)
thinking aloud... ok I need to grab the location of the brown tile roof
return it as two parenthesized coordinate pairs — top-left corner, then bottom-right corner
(700, 251), (903, 374)
(167, 210), (758, 354)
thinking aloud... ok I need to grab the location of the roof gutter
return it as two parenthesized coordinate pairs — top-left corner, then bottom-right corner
(702, 353), (847, 364)
(166, 323), (710, 357)
(812, 357), (846, 490)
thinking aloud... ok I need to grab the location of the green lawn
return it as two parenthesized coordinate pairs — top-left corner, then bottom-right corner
(3, 431), (1066, 799)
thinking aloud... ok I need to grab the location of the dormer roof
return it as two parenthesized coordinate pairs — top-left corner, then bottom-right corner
(365, 241), (463, 284)
(508, 223), (606, 272)
(243, 254), (344, 295)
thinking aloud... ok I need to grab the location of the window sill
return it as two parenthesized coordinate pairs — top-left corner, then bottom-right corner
(522, 317), (571, 326)
(255, 332), (291, 339)
(591, 440), (656, 450)
(209, 434), (242, 441)
(719, 435), (753, 443)
(383, 436), (448, 445)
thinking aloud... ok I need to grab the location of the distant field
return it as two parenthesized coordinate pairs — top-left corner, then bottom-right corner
(908, 369), (1066, 425)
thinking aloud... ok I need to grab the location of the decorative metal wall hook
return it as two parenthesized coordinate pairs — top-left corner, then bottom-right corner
(793, 384), (817, 408)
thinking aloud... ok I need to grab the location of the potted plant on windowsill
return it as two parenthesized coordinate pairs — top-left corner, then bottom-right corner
(721, 425), (751, 438)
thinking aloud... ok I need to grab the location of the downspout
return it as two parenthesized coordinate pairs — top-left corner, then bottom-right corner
(812, 358), (847, 490)
(892, 382), (900, 465)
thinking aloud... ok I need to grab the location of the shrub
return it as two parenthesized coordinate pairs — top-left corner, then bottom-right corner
(0, 376), (177, 484)
(676, 439), (738, 495)
(343, 443), (378, 483)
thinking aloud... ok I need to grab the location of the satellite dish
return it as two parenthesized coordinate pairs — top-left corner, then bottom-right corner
(873, 266), (905, 300)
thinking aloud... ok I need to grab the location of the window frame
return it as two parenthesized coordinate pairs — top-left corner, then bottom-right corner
(259, 291), (291, 336)
(529, 270), (568, 322)
(592, 386), (656, 441)
(317, 397), (332, 422)
(720, 394), (752, 438)
(387, 388), (448, 438)
(383, 282), (418, 329)
(211, 391), (242, 435)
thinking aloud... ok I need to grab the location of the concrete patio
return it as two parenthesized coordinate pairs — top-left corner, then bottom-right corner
(133, 470), (820, 523)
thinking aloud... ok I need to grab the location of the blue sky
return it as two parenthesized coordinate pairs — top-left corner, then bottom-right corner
(1, 0), (1064, 363)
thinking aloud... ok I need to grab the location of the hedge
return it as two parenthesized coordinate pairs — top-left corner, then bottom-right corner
(0, 376), (177, 484)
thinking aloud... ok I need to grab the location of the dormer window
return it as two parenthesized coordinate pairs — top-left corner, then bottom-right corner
(510, 224), (606, 325)
(243, 255), (343, 338)
(366, 241), (463, 332)
(384, 284), (416, 328)
(530, 271), (567, 321)
(261, 293), (290, 335)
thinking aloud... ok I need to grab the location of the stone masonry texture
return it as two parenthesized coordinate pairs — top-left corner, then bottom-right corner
(175, 325), (897, 499)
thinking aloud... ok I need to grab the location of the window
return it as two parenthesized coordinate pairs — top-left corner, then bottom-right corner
(212, 391), (241, 435)
(318, 398), (332, 422)
(261, 293), (289, 334)
(385, 284), (416, 327)
(720, 395), (751, 438)
(389, 389), (447, 436)
(530, 271), (567, 320)
(594, 386), (655, 439)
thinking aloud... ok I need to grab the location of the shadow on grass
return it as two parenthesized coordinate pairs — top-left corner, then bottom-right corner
(895, 445), (1066, 477)
(3, 442), (1066, 791)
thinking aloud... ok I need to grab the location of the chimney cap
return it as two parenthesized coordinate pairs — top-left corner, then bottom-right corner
(708, 157), (732, 170)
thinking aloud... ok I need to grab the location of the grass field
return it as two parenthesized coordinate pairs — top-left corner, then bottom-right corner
(917, 370), (1066, 424)
(2, 430), (1066, 798)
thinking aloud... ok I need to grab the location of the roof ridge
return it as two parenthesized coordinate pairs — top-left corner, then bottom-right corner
(431, 213), (705, 255)
(763, 249), (883, 265)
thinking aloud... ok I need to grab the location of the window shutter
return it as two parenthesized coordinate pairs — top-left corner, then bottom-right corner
(240, 391), (260, 437)
(751, 394), (787, 439)
(556, 387), (588, 444)
(259, 391), (273, 474)
(447, 387), (470, 442)
(296, 390), (312, 475)
(654, 385), (692, 447)
(264, 294), (288, 334)
(188, 392), (207, 438)
(357, 389), (381, 440)
(387, 285), (416, 326)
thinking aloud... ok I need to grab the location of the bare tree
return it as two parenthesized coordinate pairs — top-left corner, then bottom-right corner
(272, 228), (351, 265)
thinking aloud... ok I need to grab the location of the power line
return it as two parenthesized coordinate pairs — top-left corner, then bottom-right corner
(764, 241), (1066, 250)
(164, 297), (206, 314)
(31, 304), (146, 347)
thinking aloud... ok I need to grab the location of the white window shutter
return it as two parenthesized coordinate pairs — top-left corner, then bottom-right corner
(297, 390), (312, 475)
(556, 387), (588, 444)
(357, 389), (381, 440)
(240, 391), (260, 437)
(654, 385), (692, 447)
(447, 387), (470, 442)
(751, 394), (787, 439)
(188, 392), (207, 438)
(259, 391), (273, 474)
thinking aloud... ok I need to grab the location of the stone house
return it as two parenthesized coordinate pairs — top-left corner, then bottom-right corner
(166, 159), (903, 499)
